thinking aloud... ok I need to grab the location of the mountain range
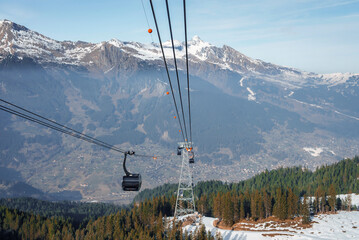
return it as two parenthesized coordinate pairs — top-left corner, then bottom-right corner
(0, 19), (358, 203)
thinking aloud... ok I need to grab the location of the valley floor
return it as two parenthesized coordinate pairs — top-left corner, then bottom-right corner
(185, 211), (359, 240)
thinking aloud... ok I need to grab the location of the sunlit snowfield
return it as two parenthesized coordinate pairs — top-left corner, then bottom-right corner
(185, 194), (359, 240)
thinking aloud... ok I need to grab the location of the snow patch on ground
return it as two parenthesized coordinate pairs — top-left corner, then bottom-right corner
(161, 131), (171, 141)
(246, 87), (256, 101)
(122, 42), (161, 61)
(319, 73), (355, 86)
(337, 193), (359, 207)
(291, 98), (323, 109)
(139, 87), (148, 94)
(239, 77), (245, 87)
(135, 124), (146, 135)
(64, 45), (93, 62)
(156, 78), (168, 86)
(303, 147), (323, 157)
(185, 211), (359, 240)
(104, 65), (115, 74)
(288, 97), (359, 121)
(334, 110), (359, 121)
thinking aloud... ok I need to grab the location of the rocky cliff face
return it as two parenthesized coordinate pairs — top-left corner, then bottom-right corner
(1, 20), (358, 203)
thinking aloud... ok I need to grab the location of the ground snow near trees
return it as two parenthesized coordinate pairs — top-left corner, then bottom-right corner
(184, 194), (359, 240)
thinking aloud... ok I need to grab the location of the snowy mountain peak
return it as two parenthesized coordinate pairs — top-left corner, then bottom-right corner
(0, 19), (10, 26)
(191, 35), (201, 41)
(0, 19), (30, 36)
(190, 35), (209, 45)
(189, 35), (212, 48)
(163, 39), (182, 48)
(319, 72), (358, 86)
(0, 20), (358, 88)
(108, 38), (124, 48)
(0, 20), (63, 59)
(0, 19), (15, 26)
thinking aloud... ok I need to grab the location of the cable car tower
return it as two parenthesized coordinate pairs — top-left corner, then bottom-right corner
(174, 142), (195, 218)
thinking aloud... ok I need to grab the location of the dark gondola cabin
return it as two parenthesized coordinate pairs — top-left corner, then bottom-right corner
(177, 146), (183, 155)
(122, 174), (142, 191)
(189, 151), (194, 164)
(122, 151), (142, 191)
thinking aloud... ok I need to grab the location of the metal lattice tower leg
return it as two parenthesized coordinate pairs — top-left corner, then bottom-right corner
(174, 142), (195, 218)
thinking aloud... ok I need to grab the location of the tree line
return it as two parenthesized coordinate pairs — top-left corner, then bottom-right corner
(0, 197), (124, 224)
(133, 156), (358, 227)
(135, 156), (359, 202)
(198, 183), (356, 226)
(0, 196), (216, 240)
(1, 184), (355, 239)
(0, 156), (358, 239)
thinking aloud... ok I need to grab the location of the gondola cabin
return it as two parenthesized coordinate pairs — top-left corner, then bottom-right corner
(122, 174), (142, 191)
(122, 151), (142, 191)
(177, 146), (183, 155)
(189, 151), (194, 164)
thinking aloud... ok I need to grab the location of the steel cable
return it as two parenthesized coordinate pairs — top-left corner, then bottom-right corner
(149, 0), (186, 142)
(165, 0), (189, 142)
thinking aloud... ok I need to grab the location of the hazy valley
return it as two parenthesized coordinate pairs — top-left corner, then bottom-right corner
(0, 20), (359, 202)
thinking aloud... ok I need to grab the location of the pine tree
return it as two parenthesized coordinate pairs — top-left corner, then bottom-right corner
(244, 189), (251, 219)
(258, 191), (265, 220)
(198, 224), (207, 240)
(215, 230), (223, 240)
(250, 191), (258, 220)
(222, 192), (234, 226)
(213, 193), (222, 219)
(273, 188), (287, 220)
(197, 194), (208, 215)
(287, 188), (298, 218)
(262, 189), (271, 218)
(156, 212), (164, 240)
(232, 194), (240, 223)
(239, 194), (245, 220)
(319, 187), (326, 213)
(273, 188), (280, 218)
(314, 186), (320, 214)
(328, 184), (336, 212)
(301, 195), (311, 224)
(113, 212), (122, 239)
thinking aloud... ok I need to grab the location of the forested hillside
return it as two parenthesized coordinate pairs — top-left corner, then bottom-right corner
(134, 157), (358, 227)
(135, 156), (359, 202)
(0, 156), (358, 239)
(0, 197), (214, 240)
(0, 198), (124, 223)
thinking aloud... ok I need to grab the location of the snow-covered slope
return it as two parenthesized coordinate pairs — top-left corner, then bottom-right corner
(184, 194), (359, 240)
(338, 193), (359, 207)
(0, 20), (96, 65)
(1, 19), (358, 88)
(186, 211), (359, 240)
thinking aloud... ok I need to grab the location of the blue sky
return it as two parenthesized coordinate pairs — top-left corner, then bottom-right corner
(1, 0), (359, 73)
